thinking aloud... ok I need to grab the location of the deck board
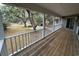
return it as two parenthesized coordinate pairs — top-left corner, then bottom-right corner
(36, 28), (79, 56)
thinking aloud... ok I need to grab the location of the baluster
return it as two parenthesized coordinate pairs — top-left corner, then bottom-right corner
(25, 33), (27, 46)
(27, 33), (29, 45)
(3, 39), (8, 55)
(14, 36), (17, 52)
(18, 35), (21, 50)
(24, 34), (26, 47)
(10, 37), (14, 54)
(22, 34), (24, 48)
(23, 34), (25, 48)
(28, 33), (30, 44)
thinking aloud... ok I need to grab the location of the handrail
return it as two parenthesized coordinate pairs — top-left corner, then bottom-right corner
(5, 23), (61, 39)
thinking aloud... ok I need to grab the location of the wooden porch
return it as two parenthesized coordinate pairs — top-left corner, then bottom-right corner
(13, 28), (79, 56)
(0, 3), (79, 56)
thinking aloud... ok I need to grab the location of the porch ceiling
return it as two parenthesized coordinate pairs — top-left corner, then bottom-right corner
(5, 3), (79, 17)
(36, 3), (79, 17)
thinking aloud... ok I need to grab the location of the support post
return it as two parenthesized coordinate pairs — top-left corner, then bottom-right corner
(42, 13), (45, 37)
(52, 16), (55, 32)
(62, 18), (67, 28)
(73, 17), (77, 33)
(0, 12), (4, 55)
(0, 12), (7, 56)
(60, 17), (62, 28)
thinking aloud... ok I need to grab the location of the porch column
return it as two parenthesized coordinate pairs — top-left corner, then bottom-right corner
(75, 17), (79, 34)
(73, 17), (77, 33)
(0, 12), (5, 55)
(52, 16), (55, 32)
(62, 18), (67, 28)
(0, 12), (8, 56)
(60, 17), (63, 28)
(42, 13), (45, 37)
(0, 21), (3, 56)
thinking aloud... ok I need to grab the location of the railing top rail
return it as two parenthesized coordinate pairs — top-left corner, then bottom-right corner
(5, 29), (43, 39)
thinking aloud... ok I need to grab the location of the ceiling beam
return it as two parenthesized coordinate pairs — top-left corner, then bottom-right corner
(62, 13), (79, 18)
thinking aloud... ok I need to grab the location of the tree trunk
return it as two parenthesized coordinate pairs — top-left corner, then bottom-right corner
(33, 25), (37, 30)
(31, 13), (37, 30)
(24, 21), (27, 27)
(27, 10), (37, 30)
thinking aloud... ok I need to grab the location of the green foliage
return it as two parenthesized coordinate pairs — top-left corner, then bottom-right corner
(0, 5), (29, 27)
(0, 5), (48, 30)
(0, 5), (18, 23)
(45, 14), (53, 25)
(33, 12), (43, 26)
(2, 21), (10, 30)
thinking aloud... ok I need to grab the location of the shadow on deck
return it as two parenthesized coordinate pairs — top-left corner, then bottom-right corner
(13, 28), (79, 56)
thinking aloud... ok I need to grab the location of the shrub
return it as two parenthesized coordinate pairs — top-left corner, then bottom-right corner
(2, 21), (10, 31)
(27, 25), (32, 27)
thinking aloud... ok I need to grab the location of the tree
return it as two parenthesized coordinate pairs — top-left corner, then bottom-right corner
(33, 12), (43, 26)
(0, 6), (10, 30)
(30, 11), (43, 30)
(27, 10), (37, 30)
(0, 5), (28, 27)
(0, 5), (44, 30)
(45, 14), (53, 25)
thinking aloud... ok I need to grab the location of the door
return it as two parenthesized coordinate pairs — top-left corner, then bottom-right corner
(66, 18), (70, 28)
(66, 18), (74, 30)
(69, 20), (74, 29)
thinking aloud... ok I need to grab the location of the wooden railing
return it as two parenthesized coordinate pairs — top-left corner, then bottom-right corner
(4, 29), (44, 56)
(0, 23), (62, 56)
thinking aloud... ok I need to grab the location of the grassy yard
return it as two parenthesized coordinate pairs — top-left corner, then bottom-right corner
(5, 23), (43, 37)
(5, 23), (34, 36)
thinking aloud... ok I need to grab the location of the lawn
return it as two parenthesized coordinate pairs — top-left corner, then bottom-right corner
(5, 23), (33, 36)
(5, 23), (43, 37)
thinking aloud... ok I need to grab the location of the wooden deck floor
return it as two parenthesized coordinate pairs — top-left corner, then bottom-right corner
(13, 28), (79, 56)
(35, 28), (79, 56)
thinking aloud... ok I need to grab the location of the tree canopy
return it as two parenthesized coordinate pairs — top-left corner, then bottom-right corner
(0, 4), (53, 30)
